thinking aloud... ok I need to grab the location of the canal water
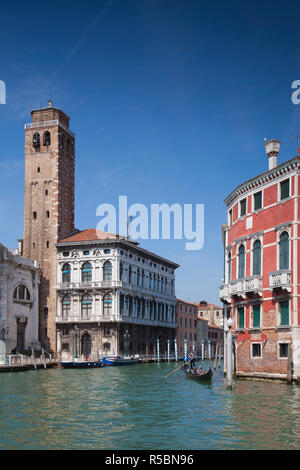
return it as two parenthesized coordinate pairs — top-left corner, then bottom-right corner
(0, 361), (300, 450)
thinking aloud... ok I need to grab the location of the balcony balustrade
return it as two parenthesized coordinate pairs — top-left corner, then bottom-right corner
(269, 270), (291, 291)
(219, 276), (263, 300)
(56, 313), (177, 328)
(56, 280), (176, 300)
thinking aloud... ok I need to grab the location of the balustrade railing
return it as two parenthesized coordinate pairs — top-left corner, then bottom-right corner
(269, 270), (291, 290)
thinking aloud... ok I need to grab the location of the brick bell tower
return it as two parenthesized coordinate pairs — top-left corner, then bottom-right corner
(23, 101), (75, 351)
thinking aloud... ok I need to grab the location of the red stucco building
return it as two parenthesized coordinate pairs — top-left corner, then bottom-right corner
(220, 139), (300, 383)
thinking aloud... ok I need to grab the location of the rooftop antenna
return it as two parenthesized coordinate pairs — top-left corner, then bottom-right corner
(292, 134), (300, 154)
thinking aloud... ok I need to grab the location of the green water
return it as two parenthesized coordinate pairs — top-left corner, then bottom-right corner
(0, 361), (299, 450)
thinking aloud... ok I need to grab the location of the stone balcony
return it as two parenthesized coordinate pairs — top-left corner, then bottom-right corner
(269, 270), (292, 292)
(55, 313), (177, 328)
(56, 280), (176, 300)
(219, 276), (263, 300)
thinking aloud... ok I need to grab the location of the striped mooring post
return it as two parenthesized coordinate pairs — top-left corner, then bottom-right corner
(184, 339), (188, 362)
(201, 340), (204, 360)
(174, 338), (178, 362)
(157, 338), (160, 362)
(208, 340), (211, 360)
(192, 340), (195, 353)
(167, 339), (170, 361)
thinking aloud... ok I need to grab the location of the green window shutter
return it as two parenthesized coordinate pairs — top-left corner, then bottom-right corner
(240, 199), (246, 216)
(238, 245), (245, 279)
(253, 304), (260, 327)
(254, 191), (262, 210)
(280, 179), (290, 200)
(238, 307), (244, 328)
(280, 301), (289, 326)
(253, 240), (261, 275)
(279, 232), (289, 270)
(228, 253), (232, 281)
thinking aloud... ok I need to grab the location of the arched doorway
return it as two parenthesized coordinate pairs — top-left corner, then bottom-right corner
(81, 333), (91, 357)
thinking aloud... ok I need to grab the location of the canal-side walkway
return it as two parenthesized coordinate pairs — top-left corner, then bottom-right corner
(0, 354), (59, 373)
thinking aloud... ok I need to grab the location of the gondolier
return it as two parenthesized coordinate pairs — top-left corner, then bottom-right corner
(188, 351), (196, 370)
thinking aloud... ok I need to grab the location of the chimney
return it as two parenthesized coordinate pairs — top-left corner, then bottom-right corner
(264, 138), (280, 170)
(48, 99), (53, 108)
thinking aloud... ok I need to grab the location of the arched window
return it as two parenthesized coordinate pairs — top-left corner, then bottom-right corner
(43, 131), (51, 146)
(228, 252), (232, 281)
(141, 270), (145, 288)
(81, 294), (92, 317)
(136, 268), (140, 287)
(149, 273), (152, 290)
(13, 285), (30, 301)
(280, 231), (289, 270)
(62, 295), (71, 317)
(103, 294), (112, 315)
(62, 263), (71, 283)
(253, 240), (261, 275)
(103, 260), (112, 281)
(81, 262), (92, 283)
(128, 265), (132, 284)
(33, 132), (40, 147)
(238, 244), (245, 279)
(120, 262), (123, 281)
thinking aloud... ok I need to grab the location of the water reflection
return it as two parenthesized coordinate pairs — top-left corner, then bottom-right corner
(0, 363), (299, 449)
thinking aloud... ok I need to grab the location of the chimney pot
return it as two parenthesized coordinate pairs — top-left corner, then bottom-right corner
(265, 138), (280, 170)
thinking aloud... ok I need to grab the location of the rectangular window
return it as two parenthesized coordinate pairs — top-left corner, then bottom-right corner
(279, 343), (289, 358)
(280, 179), (290, 200)
(252, 343), (261, 358)
(240, 198), (247, 217)
(254, 191), (262, 210)
(253, 304), (260, 328)
(279, 301), (289, 326)
(238, 307), (244, 328)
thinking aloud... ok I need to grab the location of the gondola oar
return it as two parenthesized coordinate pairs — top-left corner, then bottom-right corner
(164, 359), (191, 379)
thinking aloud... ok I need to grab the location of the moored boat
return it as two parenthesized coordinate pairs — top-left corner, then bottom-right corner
(102, 355), (139, 366)
(183, 365), (213, 381)
(60, 360), (103, 369)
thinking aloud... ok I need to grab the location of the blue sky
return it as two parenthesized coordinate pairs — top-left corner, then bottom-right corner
(1, 0), (300, 304)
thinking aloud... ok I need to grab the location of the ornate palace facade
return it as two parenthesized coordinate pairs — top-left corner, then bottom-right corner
(55, 229), (178, 360)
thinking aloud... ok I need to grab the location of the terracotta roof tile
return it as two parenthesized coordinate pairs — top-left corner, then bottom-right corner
(59, 228), (128, 243)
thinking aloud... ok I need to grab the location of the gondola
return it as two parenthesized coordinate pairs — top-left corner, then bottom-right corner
(102, 355), (139, 366)
(60, 360), (103, 369)
(183, 364), (213, 381)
